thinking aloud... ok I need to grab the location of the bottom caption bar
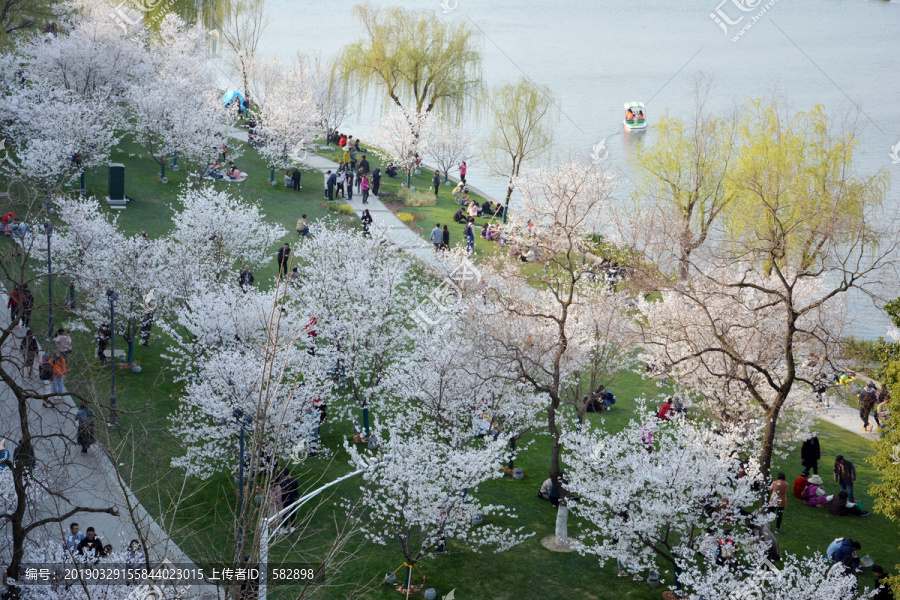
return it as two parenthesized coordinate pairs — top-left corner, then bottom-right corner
(17, 563), (319, 586)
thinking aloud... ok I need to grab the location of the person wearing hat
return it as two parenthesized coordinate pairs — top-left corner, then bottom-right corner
(801, 432), (821, 476)
(833, 455), (857, 502)
(802, 475), (829, 507)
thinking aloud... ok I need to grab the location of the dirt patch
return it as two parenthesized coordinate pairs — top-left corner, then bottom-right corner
(539, 535), (578, 553)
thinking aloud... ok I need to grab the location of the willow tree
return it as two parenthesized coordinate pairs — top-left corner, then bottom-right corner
(481, 77), (557, 223)
(338, 3), (481, 120)
(219, 0), (268, 101)
(728, 99), (889, 274)
(620, 75), (741, 283)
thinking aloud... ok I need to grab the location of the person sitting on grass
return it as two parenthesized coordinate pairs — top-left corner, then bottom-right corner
(481, 200), (493, 216)
(453, 208), (466, 224)
(284, 170), (292, 187)
(873, 565), (895, 600)
(227, 163), (246, 179)
(452, 181), (466, 204)
(385, 163), (398, 178)
(480, 223), (489, 239)
(828, 490), (869, 517)
(467, 200), (481, 219)
(801, 475), (829, 507)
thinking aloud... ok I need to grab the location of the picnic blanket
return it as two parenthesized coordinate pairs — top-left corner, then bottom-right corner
(191, 172), (248, 182)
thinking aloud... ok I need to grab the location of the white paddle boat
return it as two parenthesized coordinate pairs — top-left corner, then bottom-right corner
(624, 101), (648, 131)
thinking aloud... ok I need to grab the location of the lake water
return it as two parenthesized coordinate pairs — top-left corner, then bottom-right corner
(216, 0), (900, 338)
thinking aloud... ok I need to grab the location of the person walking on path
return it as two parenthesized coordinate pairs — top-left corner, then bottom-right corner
(768, 472), (788, 533)
(20, 284), (34, 329)
(458, 161), (467, 184)
(360, 175), (370, 204)
(346, 169), (354, 200)
(291, 168), (302, 191)
(296, 215), (309, 237)
(433, 170), (441, 199)
(75, 402), (95, 454)
(276, 243), (292, 278)
(361, 210), (372, 238)
(372, 169), (381, 197)
(7, 285), (19, 326)
(834, 455), (857, 502)
(801, 433), (821, 476)
(857, 388), (878, 432)
(20, 329), (38, 377)
(50, 352), (67, 395)
(54, 328), (72, 361)
(430, 224), (443, 251)
(441, 225), (449, 251)
(464, 218), (475, 254)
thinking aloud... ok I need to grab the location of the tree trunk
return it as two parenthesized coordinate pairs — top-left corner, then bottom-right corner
(503, 184), (513, 225)
(548, 394), (567, 543)
(759, 404), (781, 477)
(555, 505), (569, 546)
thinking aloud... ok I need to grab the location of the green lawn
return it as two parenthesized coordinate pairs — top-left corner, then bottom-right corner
(10, 131), (898, 600)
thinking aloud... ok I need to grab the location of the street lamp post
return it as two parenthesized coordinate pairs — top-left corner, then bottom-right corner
(234, 408), (253, 557)
(257, 457), (391, 600)
(43, 222), (53, 340)
(106, 290), (118, 426)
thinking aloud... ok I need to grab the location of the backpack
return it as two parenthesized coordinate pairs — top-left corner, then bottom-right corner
(39, 361), (52, 381)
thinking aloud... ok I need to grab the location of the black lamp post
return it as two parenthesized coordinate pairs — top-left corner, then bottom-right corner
(106, 290), (118, 426)
(234, 407), (253, 556)
(43, 221), (53, 340)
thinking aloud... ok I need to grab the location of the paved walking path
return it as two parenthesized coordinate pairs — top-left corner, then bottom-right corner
(0, 291), (219, 599)
(815, 386), (882, 441)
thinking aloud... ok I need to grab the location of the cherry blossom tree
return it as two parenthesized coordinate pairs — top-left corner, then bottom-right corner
(128, 17), (235, 184)
(465, 161), (632, 547)
(678, 549), (866, 600)
(633, 269), (840, 469)
(254, 59), (321, 183)
(426, 120), (473, 183)
(4, 82), (123, 193)
(290, 223), (423, 439)
(23, 0), (149, 102)
(368, 106), (428, 188)
(344, 383), (532, 590)
(562, 411), (766, 591)
(166, 287), (319, 480)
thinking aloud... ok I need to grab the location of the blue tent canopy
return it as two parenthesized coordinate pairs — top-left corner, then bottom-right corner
(221, 90), (245, 106)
